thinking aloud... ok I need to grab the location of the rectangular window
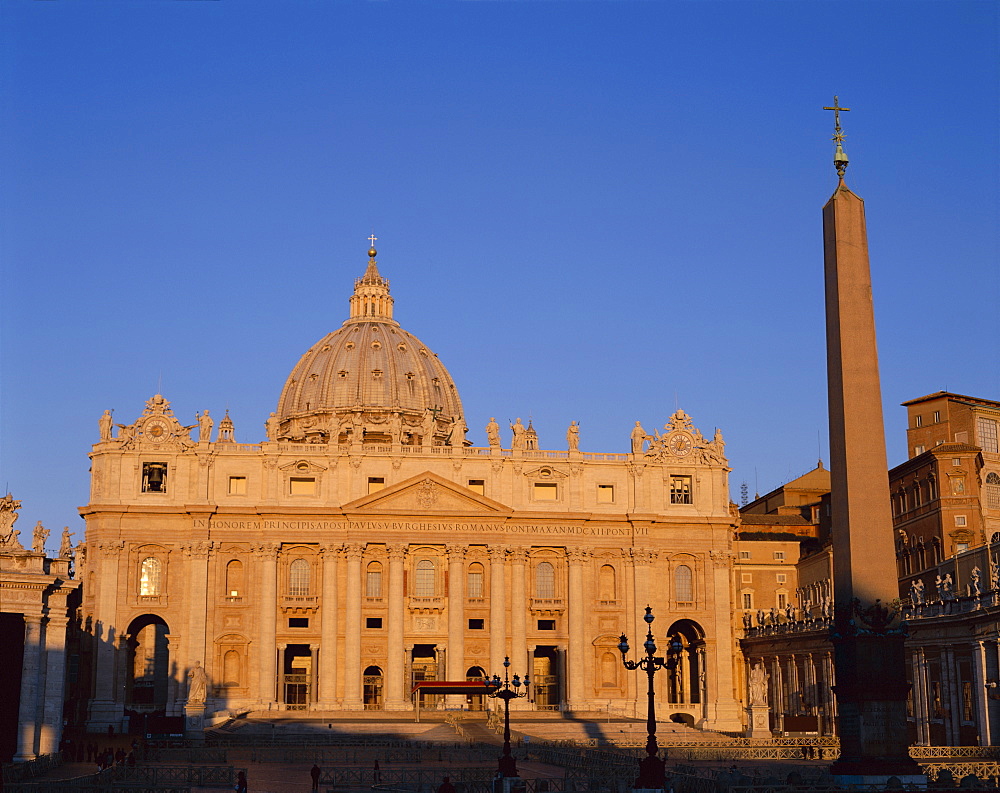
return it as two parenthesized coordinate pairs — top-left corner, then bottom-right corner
(467, 570), (483, 598)
(953, 458), (963, 466)
(288, 617), (309, 628)
(366, 570), (382, 598)
(915, 415), (923, 427)
(739, 550), (751, 560)
(467, 479), (485, 495)
(142, 462), (168, 493)
(978, 418), (999, 453)
(537, 619), (556, 631)
(914, 445), (926, 456)
(597, 485), (615, 503)
(933, 411), (941, 423)
(367, 477), (385, 494)
(228, 476), (247, 495)
(742, 593), (753, 609)
(777, 593), (787, 609)
(776, 574), (787, 584)
(533, 482), (558, 501)
(773, 551), (785, 561)
(468, 618), (485, 630)
(669, 476), (693, 504)
(289, 477), (315, 495)
(955, 515), (968, 527)
(365, 617), (383, 629)
(956, 542), (969, 552)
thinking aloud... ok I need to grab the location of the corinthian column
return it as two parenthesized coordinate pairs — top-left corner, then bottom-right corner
(385, 544), (408, 709)
(446, 544), (467, 706)
(318, 545), (341, 708)
(488, 546), (508, 675)
(254, 543), (279, 707)
(509, 547), (529, 702)
(343, 543), (364, 709)
(566, 549), (589, 710)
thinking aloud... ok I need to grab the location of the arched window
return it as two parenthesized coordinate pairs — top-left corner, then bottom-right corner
(986, 472), (1000, 510)
(289, 559), (310, 597)
(140, 557), (162, 596)
(223, 650), (240, 687)
(599, 565), (616, 601)
(467, 563), (484, 598)
(415, 559), (436, 596)
(225, 560), (244, 597)
(366, 561), (383, 598)
(675, 565), (693, 603)
(536, 561), (555, 598)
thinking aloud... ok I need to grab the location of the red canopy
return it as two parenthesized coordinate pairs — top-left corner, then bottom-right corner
(410, 680), (497, 695)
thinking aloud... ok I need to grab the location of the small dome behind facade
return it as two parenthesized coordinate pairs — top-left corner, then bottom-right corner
(275, 247), (464, 446)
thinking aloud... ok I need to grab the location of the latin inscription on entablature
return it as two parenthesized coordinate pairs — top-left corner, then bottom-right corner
(194, 518), (644, 536)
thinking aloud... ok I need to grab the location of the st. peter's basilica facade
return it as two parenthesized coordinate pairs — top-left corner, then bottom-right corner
(77, 245), (742, 733)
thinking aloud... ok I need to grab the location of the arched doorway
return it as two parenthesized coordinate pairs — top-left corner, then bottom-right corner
(125, 615), (170, 728)
(665, 619), (705, 706)
(363, 666), (383, 710)
(466, 666), (487, 711)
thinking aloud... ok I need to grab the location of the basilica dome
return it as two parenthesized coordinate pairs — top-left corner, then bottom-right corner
(274, 247), (465, 446)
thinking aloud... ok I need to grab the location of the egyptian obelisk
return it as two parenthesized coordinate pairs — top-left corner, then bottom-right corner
(822, 98), (922, 782)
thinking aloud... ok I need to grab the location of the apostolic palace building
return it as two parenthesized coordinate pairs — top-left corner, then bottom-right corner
(75, 245), (743, 734)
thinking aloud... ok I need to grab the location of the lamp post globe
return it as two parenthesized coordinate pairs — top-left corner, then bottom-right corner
(486, 656), (530, 778)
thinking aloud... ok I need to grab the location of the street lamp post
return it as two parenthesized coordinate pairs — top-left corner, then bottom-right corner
(619, 606), (681, 791)
(486, 656), (530, 778)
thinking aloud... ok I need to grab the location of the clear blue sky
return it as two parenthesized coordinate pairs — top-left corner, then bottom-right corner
(2, 1), (997, 551)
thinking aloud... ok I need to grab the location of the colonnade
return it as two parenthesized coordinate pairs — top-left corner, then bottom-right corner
(744, 651), (836, 736)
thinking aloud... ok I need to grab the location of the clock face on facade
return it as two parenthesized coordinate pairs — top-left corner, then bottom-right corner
(668, 431), (694, 456)
(144, 419), (169, 442)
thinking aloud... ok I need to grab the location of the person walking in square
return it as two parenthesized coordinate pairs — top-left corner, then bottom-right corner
(310, 764), (321, 791)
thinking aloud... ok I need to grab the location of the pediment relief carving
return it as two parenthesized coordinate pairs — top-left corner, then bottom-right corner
(279, 459), (328, 473)
(344, 471), (510, 514)
(522, 466), (568, 479)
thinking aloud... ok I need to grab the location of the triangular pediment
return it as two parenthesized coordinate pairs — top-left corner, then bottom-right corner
(343, 471), (511, 515)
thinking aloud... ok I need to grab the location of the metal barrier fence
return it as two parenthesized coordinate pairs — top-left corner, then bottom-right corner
(251, 742), (499, 764)
(1, 753), (62, 783)
(3, 767), (190, 793)
(138, 745), (228, 764)
(117, 764), (244, 786)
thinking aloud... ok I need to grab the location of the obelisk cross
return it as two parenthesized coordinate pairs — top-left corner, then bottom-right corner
(823, 96), (851, 144)
(368, 233), (378, 247)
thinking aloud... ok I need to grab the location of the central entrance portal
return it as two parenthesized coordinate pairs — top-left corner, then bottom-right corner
(411, 644), (440, 709)
(533, 647), (561, 710)
(283, 645), (312, 710)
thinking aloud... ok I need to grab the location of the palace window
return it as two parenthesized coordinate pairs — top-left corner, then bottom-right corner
(597, 484), (615, 503)
(142, 462), (168, 493)
(742, 592), (753, 609)
(777, 592), (787, 609)
(289, 617), (309, 628)
(225, 560), (244, 597)
(776, 573), (787, 584)
(914, 445), (925, 456)
(139, 557), (162, 596)
(467, 563), (484, 598)
(739, 550), (751, 559)
(468, 619), (485, 630)
(533, 482), (558, 501)
(467, 479), (485, 495)
(366, 618), (383, 629)
(289, 559), (311, 596)
(955, 515), (967, 527)
(228, 476), (247, 495)
(915, 415), (923, 427)
(933, 411), (941, 423)
(366, 562), (383, 597)
(537, 619), (556, 631)
(535, 561), (555, 598)
(986, 472), (1000, 509)
(415, 559), (436, 596)
(773, 551), (785, 561)
(674, 564), (693, 603)
(368, 477), (385, 494)
(978, 418), (999, 453)
(669, 476), (692, 504)
(289, 477), (315, 495)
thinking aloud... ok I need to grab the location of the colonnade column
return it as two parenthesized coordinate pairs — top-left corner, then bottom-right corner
(974, 641), (991, 746)
(822, 651), (836, 733)
(488, 546), (507, 675)
(446, 545), (466, 706)
(88, 542), (123, 730)
(943, 648), (961, 745)
(385, 544), (407, 709)
(567, 549), (588, 711)
(14, 615), (42, 760)
(912, 648), (929, 745)
(343, 543), (364, 709)
(318, 545), (341, 708)
(509, 547), (529, 704)
(38, 612), (69, 756)
(254, 543), (279, 707)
